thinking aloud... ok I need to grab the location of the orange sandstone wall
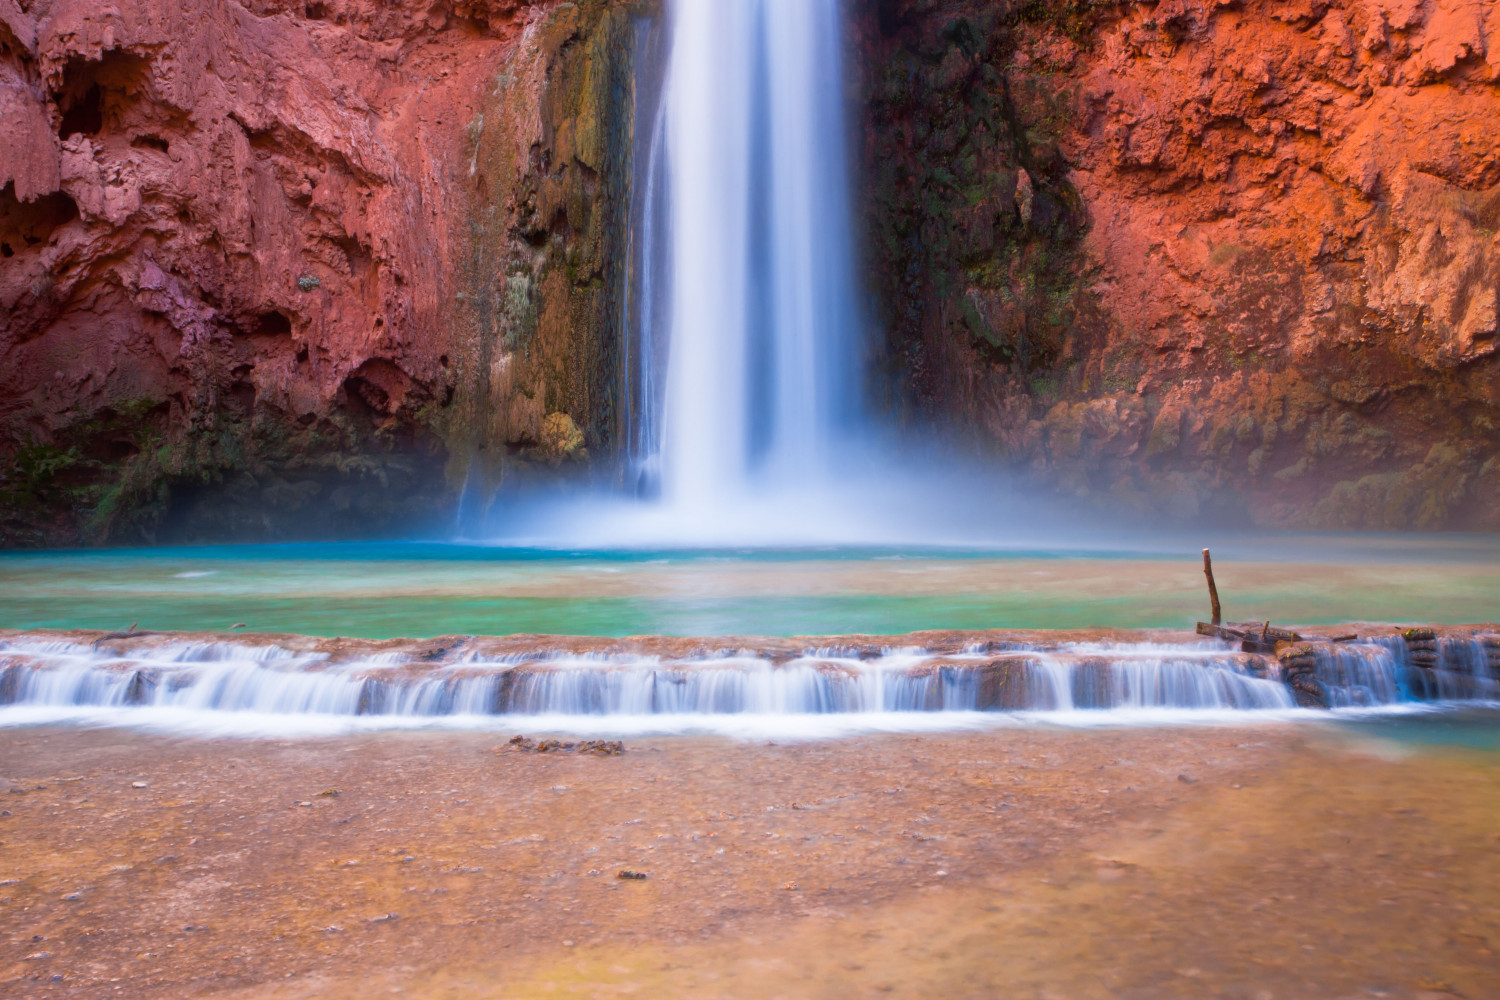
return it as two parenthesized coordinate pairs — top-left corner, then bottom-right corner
(858, 0), (1500, 529)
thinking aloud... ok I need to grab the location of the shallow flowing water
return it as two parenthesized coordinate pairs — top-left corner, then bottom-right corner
(0, 622), (1494, 738)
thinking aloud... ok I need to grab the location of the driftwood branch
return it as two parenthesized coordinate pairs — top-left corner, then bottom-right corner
(91, 629), (164, 648)
(1193, 552), (1352, 652)
(1202, 548), (1222, 626)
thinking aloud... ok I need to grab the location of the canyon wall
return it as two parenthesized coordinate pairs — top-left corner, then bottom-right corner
(0, 0), (639, 545)
(3, 0), (1498, 545)
(857, 0), (1500, 529)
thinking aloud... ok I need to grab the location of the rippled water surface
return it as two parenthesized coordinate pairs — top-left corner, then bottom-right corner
(1, 535), (1496, 638)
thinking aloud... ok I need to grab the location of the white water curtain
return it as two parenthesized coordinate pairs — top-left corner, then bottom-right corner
(659, 0), (859, 515)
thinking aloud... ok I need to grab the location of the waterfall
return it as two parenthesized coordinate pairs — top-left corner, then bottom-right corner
(630, 0), (860, 513)
(501, 0), (1046, 548)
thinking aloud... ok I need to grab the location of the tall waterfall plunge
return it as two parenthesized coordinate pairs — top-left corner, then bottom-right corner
(490, 0), (1047, 547)
(621, 0), (862, 526)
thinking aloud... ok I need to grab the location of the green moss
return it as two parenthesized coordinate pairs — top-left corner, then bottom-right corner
(0, 400), (169, 543)
(1029, 374), (1061, 400)
(1007, 0), (1119, 44)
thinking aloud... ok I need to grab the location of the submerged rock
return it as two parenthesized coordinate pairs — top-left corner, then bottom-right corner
(505, 736), (625, 756)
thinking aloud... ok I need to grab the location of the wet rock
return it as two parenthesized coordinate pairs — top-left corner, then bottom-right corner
(1403, 629), (1439, 669)
(355, 679), (388, 717)
(123, 669), (158, 705)
(1290, 674), (1330, 709)
(974, 657), (1058, 711)
(1483, 637), (1500, 673)
(1277, 643), (1320, 693)
(416, 637), (472, 663)
(0, 664), (19, 705)
(1068, 657), (1115, 710)
(1277, 642), (1318, 665)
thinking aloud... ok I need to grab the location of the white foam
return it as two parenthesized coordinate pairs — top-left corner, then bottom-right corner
(2, 701), (1491, 742)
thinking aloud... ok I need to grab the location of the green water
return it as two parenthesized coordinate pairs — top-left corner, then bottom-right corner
(0, 538), (1496, 639)
(1334, 709), (1500, 754)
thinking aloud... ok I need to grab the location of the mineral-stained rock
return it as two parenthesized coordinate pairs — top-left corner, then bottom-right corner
(1277, 643), (1319, 676)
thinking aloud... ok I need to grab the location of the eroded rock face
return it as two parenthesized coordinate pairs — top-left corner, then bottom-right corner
(856, 0), (1500, 529)
(0, 0), (637, 545)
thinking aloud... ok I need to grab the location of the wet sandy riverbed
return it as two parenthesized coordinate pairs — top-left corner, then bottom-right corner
(1, 723), (1497, 998)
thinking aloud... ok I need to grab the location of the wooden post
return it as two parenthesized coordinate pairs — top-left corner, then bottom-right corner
(1202, 548), (1222, 626)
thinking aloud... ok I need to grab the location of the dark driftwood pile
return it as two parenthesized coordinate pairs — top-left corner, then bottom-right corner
(1193, 549), (1356, 654)
(1186, 550), (1498, 709)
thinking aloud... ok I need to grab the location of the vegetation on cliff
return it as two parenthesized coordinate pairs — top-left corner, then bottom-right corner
(454, 0), (643, 506)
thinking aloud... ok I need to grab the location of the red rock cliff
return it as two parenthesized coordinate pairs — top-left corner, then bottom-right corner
(0, 0), (637, 544)
(857, 0), (1500, 529)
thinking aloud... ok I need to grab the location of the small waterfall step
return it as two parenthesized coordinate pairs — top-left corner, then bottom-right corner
(0, 628), (1495, 719)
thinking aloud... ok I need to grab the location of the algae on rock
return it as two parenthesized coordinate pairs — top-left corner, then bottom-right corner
(450, 0), (644, 506)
